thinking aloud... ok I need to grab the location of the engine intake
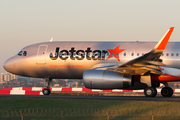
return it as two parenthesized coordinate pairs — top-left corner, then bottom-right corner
(83, 70), (133, 89)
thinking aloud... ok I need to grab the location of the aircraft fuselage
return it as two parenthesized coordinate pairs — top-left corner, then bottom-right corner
(3, 41), (180, 79)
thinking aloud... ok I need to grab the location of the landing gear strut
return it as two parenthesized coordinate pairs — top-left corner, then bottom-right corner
(42, 78), (52, 95)
(144, 87), (157, 97)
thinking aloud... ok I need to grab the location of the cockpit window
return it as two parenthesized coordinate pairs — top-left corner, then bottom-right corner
(17, 51), (23, 56)
(23, 51), (27, 56)
(17, 51), (27, 56)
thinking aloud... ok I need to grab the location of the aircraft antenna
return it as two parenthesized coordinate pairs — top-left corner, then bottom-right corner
(50, 38), (53, 42)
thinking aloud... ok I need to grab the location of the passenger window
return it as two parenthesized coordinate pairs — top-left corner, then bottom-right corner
(166, 53), (169, 56)
(23, 51), (27, 56)
(124, 53), (126, 56)
(17, 51), (23, 56)
(112, 53), (114, 56)
(162, 53), (164, 56)
(137, 53), (139, 56)
(131, 53), (134, 56)
(171, 53), (174, 56)
(116, 53), (119, 56)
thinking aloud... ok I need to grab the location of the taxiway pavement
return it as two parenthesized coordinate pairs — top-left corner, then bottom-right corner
(0, 95), (180, 101)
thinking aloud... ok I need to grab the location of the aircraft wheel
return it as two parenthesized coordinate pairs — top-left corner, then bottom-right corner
(43, 88), (51, 95)
(144, 87), (157, 97)
(161, 87), (173, 97)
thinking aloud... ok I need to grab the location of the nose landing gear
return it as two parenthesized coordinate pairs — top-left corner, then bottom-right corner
(42, 78), (52, 95)
(43, 88), (51, 95)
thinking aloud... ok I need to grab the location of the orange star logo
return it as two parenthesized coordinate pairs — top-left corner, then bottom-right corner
(106, 46), (125, 62)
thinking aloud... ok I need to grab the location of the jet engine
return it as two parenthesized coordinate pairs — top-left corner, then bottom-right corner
(83, 70), (134, 89)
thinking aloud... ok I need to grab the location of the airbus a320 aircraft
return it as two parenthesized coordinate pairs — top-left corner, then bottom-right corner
(4, 27), (180, 97)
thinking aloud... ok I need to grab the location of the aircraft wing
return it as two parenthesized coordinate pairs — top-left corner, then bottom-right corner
(114, 27), (174, 75)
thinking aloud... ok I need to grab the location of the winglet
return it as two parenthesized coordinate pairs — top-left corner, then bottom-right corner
(154, 27), (174, 50)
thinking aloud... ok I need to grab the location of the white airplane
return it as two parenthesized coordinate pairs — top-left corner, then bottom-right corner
(4, 27), (179, 97)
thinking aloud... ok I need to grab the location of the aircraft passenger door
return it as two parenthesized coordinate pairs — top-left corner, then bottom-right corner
(36, 45), (48, 64)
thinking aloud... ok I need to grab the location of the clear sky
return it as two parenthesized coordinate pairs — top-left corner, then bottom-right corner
(0, 0), (180, 73)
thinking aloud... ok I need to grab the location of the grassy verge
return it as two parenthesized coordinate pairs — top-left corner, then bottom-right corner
(0, 97), (180, 120)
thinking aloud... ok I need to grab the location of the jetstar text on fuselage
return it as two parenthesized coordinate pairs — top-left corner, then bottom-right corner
(49, 46), (126, 61)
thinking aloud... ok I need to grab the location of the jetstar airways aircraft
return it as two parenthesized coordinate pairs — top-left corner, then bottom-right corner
(4, 27), (179, 97)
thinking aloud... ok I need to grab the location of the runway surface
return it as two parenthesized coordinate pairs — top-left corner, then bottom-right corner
(0, 95), (180, 101)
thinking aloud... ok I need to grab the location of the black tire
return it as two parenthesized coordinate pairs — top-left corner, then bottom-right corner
(161, 87), (173, 97)
(144, 87), (157, 97)
(43, 88), (51, 95)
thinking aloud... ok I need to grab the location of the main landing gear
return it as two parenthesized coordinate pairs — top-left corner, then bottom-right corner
(144, 83), (173, 97)
(161, 87), (173, 97)
(144, 87), (157, 97)
(42, 78), (52, 95)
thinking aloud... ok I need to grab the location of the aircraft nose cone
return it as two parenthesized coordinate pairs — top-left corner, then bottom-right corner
(3, 59), (12, 73)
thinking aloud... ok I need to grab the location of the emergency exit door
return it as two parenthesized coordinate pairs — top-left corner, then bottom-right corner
(37, 45), (48, 64)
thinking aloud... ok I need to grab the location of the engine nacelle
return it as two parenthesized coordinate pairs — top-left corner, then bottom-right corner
(83, 70), (134, 89)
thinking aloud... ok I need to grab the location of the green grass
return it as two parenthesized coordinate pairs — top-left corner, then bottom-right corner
(0, 97), (120, 109)
(0, 97), (180, 120)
